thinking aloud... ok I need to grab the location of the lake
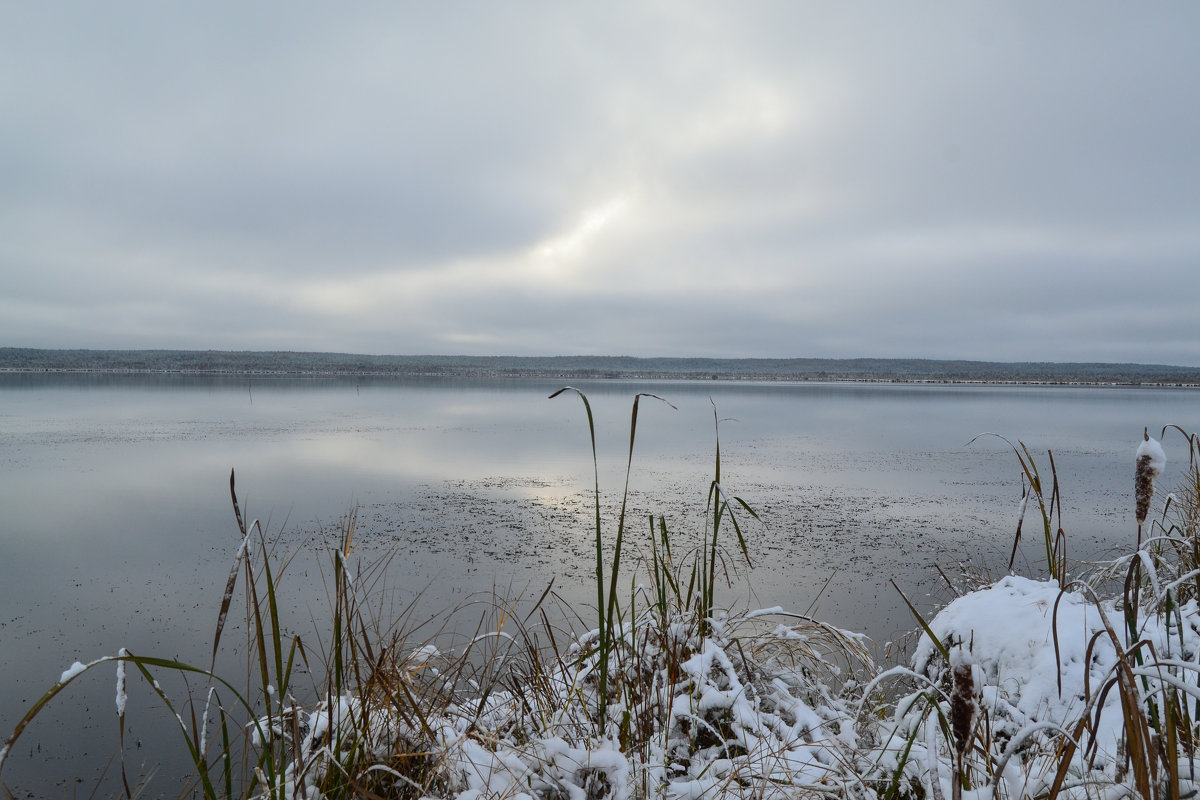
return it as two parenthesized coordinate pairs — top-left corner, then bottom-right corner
(0, 373), (1194, 795)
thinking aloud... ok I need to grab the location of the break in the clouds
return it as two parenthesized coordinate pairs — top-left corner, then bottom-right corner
(2, 3), (1198, 364)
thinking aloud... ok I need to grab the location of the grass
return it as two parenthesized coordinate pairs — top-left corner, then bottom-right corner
(2, 396), (1199, 799)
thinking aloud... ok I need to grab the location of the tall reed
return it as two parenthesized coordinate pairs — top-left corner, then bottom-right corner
(968, 433), (1067, 584)
(548, 387), (673, 729)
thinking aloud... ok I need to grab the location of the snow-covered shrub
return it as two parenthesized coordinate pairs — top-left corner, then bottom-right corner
(425, 603), (873, 800)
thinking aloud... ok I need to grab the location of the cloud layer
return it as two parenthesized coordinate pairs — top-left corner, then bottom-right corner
(3, 3), (1198, 363)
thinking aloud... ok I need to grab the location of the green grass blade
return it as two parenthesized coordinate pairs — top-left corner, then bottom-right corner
(606, 394), (675, 669)
(892, 579), (950, 664)
(549, 387), (608, 722)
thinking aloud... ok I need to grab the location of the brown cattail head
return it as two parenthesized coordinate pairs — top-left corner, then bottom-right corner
(1135, 427), (1166, 528)
(950, 660), (976, 758)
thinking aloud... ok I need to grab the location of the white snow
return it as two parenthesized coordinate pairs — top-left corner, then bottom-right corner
(17, 562), (1200, 800)
(409, 644), (441, 663)
(59, 661), (88, 684)
(1137, 434), (1167, 475)
(895, 571), (1200, 797)
(911, 575), (1124, 757)
(114, 648), (128, 716)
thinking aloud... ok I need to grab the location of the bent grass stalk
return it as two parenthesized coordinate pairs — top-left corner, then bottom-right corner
(0, 651), (265, 800)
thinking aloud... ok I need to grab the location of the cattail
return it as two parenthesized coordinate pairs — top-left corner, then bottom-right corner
(1135, 427), (1166, 543)
(950, 661), (976, 758)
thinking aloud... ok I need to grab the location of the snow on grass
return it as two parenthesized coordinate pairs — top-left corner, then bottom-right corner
(59, 660), (89, 684)
(912, 576), (1123, 757)
(115, 647), (128, 716)
(9, 570), (1200, 799)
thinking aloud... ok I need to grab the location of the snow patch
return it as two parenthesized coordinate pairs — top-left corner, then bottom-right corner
(60, 661), (88, 684)
(115, 648), (128, 716)
(1136, 434), (1167, 475)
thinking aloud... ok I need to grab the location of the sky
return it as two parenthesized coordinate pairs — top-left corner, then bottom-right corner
(2, 3), (1199, 365)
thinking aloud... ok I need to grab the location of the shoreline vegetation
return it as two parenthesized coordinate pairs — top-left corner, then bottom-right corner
(3, 389), (1200, 798)
(4, 347), (1200, 386)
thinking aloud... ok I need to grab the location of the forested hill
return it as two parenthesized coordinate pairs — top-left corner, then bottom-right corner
(2, 348), (1200, 385)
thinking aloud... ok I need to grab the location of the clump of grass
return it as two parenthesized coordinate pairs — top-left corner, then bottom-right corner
(968, 433), (1068, 585)
(547, 387), (677, 730)
(539, 389), (868, 794)
(1150, 425), (1200, 605)
(0, 474), (493, 799)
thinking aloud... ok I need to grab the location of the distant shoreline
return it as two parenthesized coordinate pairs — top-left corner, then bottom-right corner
(3, 368), (1199, 388)
(3, 348), (1200, 387)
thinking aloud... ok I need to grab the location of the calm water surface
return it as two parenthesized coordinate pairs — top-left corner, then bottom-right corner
(1, 374), (1195, 795)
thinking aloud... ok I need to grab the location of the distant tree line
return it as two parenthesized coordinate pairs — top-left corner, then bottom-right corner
(2, 348), (1200, 385)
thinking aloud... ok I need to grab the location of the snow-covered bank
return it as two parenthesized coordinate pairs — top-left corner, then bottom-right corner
(210, 570), (1198, 800)
(5, 548), (1200, 799)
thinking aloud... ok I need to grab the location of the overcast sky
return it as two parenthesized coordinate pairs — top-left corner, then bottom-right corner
(2, 4), (1198, 364)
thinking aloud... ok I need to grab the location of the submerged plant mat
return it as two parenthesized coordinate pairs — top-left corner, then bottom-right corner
(341, 474), (1025, 644)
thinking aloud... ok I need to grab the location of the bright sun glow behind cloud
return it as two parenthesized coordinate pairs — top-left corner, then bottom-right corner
(534, 198), (630, 265)
(2, 3), (1199, 363)
(287, 195), (635, 319)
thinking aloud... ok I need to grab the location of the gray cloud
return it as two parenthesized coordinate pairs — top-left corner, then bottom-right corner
(2, 2), (1198, 364)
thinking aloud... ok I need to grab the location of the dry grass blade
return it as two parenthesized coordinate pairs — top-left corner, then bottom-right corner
(892, 579), (950, 664)
(1010, 478), (1029, 571)
(1052, 590), (1068, 699)
(212, 530), (257, 673)
(967, 433), (1065, 579)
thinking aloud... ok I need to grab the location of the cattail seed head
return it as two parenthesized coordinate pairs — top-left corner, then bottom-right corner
(950, 660), (976, 758)
(1135, 428), (1166, 527)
